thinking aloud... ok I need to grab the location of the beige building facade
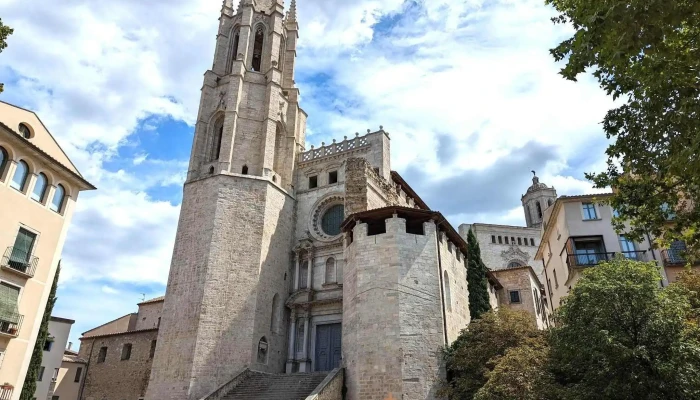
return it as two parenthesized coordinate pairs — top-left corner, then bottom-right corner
(0, 101), (94, 400)
(536, 194), (657, 310)
(52, 349), (86, 400)
(145, 1), (470, 399)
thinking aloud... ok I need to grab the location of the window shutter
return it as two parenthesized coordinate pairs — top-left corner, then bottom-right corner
(11, 229), (36, 263)
(0, 283), (20, 324)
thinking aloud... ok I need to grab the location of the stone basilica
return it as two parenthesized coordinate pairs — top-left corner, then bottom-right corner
(142, 1), (555, 399)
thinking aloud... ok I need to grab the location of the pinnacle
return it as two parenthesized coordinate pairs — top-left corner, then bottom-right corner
(287, 0), (297, 23)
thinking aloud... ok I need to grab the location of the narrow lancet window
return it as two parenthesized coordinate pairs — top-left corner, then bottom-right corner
(227, 28), (240, 74)
(252, 25), (264, 72)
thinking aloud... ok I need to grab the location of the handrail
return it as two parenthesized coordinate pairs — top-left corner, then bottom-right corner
(199, 368), (253, 400)
(0, 246), (39, 278)
(305, 368), (344, 400)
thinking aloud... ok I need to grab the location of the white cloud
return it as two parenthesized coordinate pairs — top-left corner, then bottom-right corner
(0, 0), (614, 338)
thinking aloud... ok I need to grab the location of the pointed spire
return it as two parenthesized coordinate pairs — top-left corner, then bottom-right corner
(287, 0), (297, 24)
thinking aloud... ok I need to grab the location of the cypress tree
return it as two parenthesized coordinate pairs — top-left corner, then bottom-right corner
(19, 264), (60, 400)
(467, 229), (491, 320)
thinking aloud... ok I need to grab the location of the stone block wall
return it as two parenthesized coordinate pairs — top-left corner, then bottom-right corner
(343, 216), (446, 400)
(134, 301), (163, 331)
(438, 234), (470, 343)
(146, 174), (294, 400)
(492, 267), (547, 329)
(79, 329), (158, 400)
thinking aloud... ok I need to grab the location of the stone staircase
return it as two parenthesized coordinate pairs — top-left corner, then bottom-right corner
(220, 371), (329, 400)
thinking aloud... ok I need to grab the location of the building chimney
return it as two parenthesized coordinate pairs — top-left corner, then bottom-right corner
(67, 342), (73, 351)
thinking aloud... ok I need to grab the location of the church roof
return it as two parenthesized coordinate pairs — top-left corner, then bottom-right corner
(525, 174), (551, 194)
(390, 171), (430, 210)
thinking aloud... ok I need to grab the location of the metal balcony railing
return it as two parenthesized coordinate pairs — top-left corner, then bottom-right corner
(567, 252), (616, 268)
(662, 249), (687, 267)
(0, 385), (13, 400)
(620, 251), (648, 262)
(0, 314), (23, 337)
(0, 246), (39, 278)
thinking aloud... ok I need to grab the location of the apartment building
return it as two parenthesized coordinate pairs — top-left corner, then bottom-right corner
(535, 194), (665, 310)
(0, 101), (95, 400)
(34, 317), (76, 400)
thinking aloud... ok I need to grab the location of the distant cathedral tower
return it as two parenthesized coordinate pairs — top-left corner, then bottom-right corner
(521, 171), (557, 228)
(145, 1), (305, 399)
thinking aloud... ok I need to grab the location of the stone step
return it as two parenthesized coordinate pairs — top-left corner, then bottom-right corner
(221, 371), (329, 400)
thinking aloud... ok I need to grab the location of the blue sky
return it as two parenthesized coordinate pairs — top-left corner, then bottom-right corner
(0, 0), (612, 344)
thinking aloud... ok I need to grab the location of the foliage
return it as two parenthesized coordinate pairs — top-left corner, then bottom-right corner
(546, 0), (700, 258)
(20, 265), (60, 400)
(550, 257), (700, 399)
(467, 228), (491, 320)
(0, 18), (12, 93)
(440, 309), (540, 399)
(474, 335), (562, 400)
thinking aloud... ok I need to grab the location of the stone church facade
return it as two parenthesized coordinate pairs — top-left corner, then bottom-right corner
(145, 1), (470, 399)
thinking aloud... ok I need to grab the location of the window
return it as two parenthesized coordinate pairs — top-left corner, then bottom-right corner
(444, 271), (452, 312)
(242, 165), (248, 175)
(612, 208), (620, 218)
(43, 338), (54, 352)
(52, 368), (59, 381)
(227, 28), (241, 73)
(619, 236), (638, 259)
(210, 118), (224, 161)
(252, 25), (264, 72)
(536, 202), (543, 219)
(533, 289), (540, 315)
(31, 173), (48, 202)
(19, 123), (31, 139)
(498, 236), (502, 244)
(50, 184), (66, 213)
(0, 282), (20, 334)
(325, 258), (336, 284)
(329, 170), (338, 184)
(270, 294), (281, 333)
(308, 175), (318, 189)
(149, 340), (157, 359)
(504, 237), (509, 244)
(10, 160), (29, 191)
(321, 204), (344, 236)
(530, 238), (535, 246)
(507, 261), (523, 269)
(582, 202), (598, 220)
(74, 367), (83, 383)
(37, 366), (45, 381)
(257, 337), (268, 364)
(0, 146), (8, 179)
(491, 235), (496, 244)
(9, 228), (37, 273)
(509, 290), (521, 304)
(97, 347), (107, 363)
(553, 269), (559, 288)
(518, 237), (522, 245)
(511, 237), (515, 244)
(121, 343), (132, 360)
(52, 396), (59, 400)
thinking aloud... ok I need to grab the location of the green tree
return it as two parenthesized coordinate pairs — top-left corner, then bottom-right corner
(440, 309), (540, 399)
(550, 257), (700, 399)
(547, 0), (700, 258)
(0, 18), (13, 93)
(19, 264), (60, 400)
(474, 335), (563, 400)
(467, 228), (491, 320)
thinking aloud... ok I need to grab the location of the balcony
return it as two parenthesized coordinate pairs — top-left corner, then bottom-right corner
(0, 314), (23, 338)
(0, 385), (13, 400)
(662, 241), (688, 267)
(567, 252), (616, 268)
(0, 246), (39, 278)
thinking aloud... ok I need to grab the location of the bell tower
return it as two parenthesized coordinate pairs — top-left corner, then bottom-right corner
(521, 171), (557, 229)
(146, 1), (305, 399)
(188, 0), (306, 190)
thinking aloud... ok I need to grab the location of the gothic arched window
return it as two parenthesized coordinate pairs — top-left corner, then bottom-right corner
(325, 258), (336, 284)
(227, 27), (241, 74)
(536, 202), (543, 219)
(252, 25), (264, 72)
(210, 117), (224, 162)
